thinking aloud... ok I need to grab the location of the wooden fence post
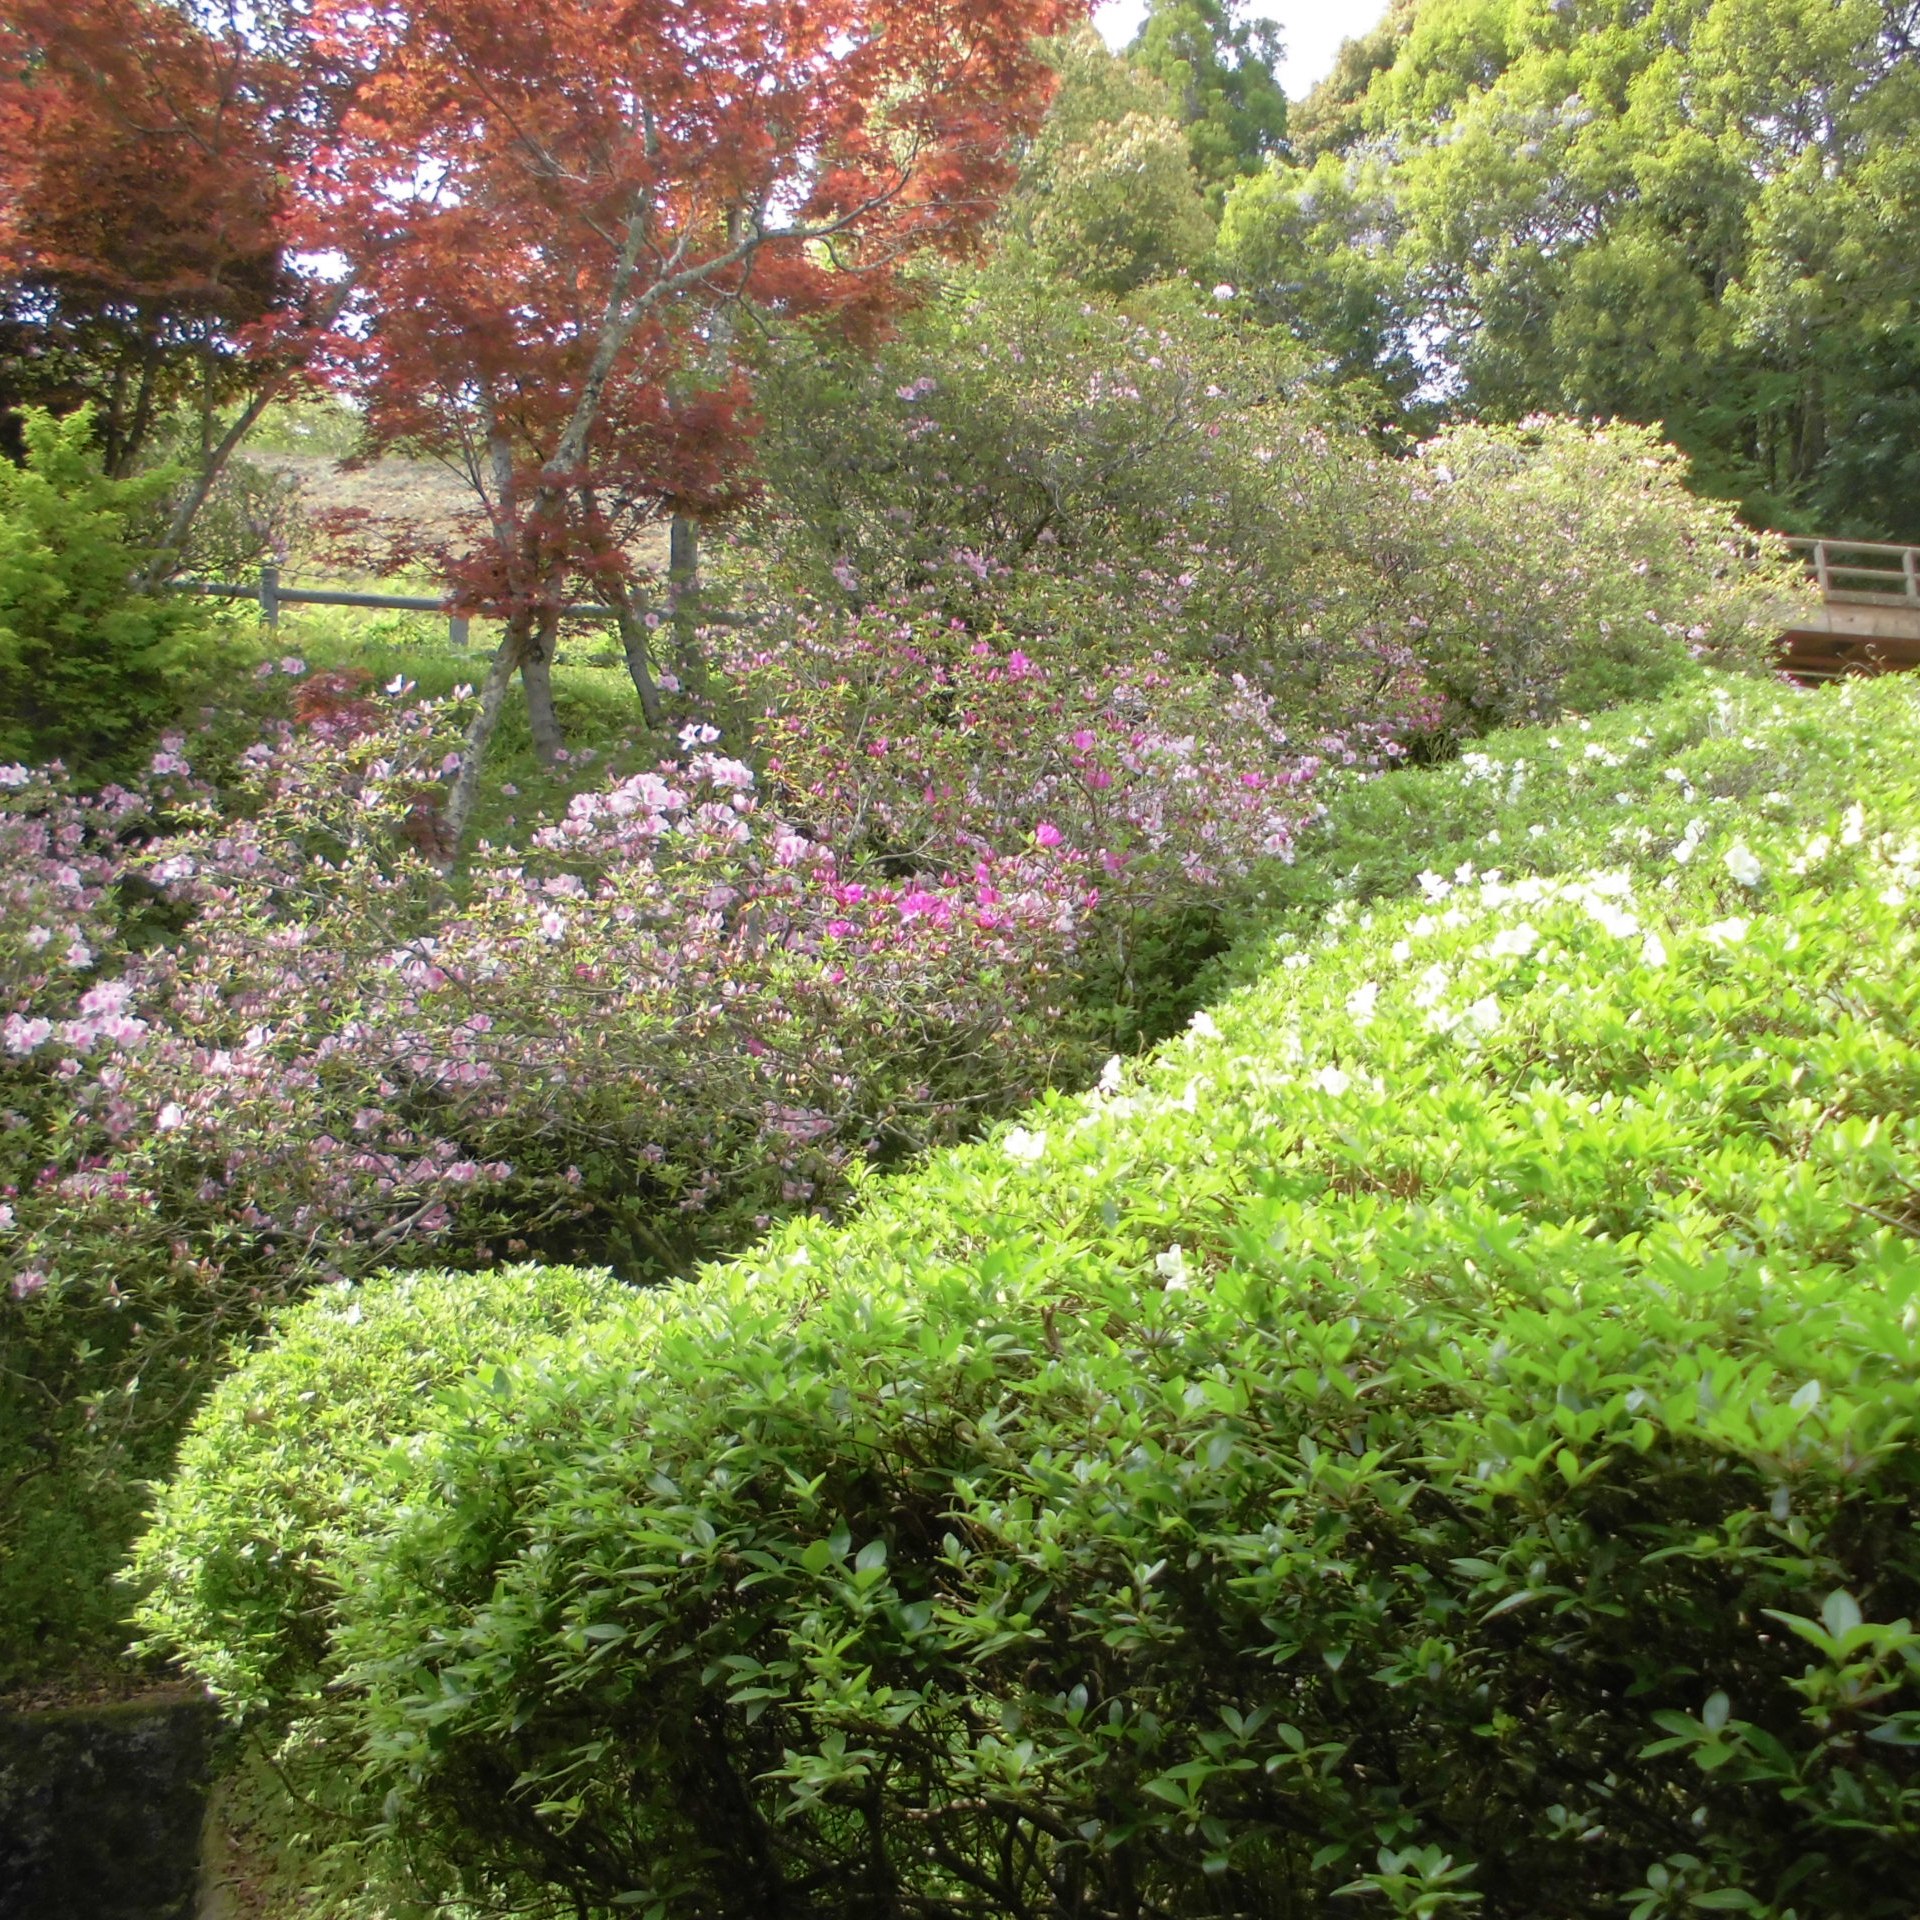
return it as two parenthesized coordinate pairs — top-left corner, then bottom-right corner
(258, 564), (280, 629)
(449, 615), (469, 650)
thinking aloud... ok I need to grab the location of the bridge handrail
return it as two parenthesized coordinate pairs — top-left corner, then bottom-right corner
(1780, 534), (1919, 557)
(1778, 535), (1920, 605)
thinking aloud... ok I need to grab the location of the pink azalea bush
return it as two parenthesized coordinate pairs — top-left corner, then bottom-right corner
(4, 622), (1384, 1454)
(0, 761), (129, 1047)
(740, 614), (1425, 1005)
(0, 692), (1081, 1442)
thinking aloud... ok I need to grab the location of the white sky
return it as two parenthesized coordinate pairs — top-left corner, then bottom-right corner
(1092, 1), (1392, 100)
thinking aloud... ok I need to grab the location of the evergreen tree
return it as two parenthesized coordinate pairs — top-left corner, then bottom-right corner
(1126, 0), (1289, 199)
(1220, 0), (1920, 541)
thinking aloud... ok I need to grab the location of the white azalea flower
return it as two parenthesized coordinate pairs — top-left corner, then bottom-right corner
(1723, 841), (1765, 888)
(1791, 834), (1831, 874)
(1641, 932), (1668, 967)
(1704, 917), (1749, 948)
(1460, 995), (1502, 1038)
(1156, 1244), (1191, 1289)
(1584, 899), (1640, 940)
(1311, 1065), (1352, 1097)
(1003, 1127), (1047, 1163)
(1344, 981), (1380, 1026)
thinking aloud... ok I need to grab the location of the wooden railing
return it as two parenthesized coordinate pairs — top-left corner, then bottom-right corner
(1776, 535), (1920, 684)
(1782, 535), (1920, 606)
(180, 565), (616, 649)
(179, 566), (758, 649)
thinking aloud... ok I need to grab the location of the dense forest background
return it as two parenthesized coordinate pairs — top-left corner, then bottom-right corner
(1015, 0), (1920, 542)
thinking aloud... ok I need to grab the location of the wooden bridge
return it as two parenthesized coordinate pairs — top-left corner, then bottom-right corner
(1778, 536), (1920, 684)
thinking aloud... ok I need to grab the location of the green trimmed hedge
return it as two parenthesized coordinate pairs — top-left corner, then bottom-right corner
(136, 677), (1920, 1919)
(131, 1264), (624, 1718)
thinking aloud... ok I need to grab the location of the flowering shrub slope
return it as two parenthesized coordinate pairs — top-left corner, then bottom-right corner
(743, 273), (1800, 732)
(139, 674), (1920, 1918)
(3, 628), (1372, 1678)
(1, 689), (1082, 1430)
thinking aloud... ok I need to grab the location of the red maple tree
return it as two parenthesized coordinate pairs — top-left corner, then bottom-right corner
(2, 0), (1076, 844)
(305, 0), (1079, 844)
(0, 0), (367, 570)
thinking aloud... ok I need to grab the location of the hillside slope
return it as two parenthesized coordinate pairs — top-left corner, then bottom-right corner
(141, 672), (1920, 1919)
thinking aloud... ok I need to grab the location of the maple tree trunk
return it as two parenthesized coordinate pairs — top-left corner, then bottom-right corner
(120, 338), (162, 479)
(135, 273), (359, 590)
(440, 624), (522, 862)
(668, 513), (706, 699)
(520, 604), (567, 766)
(605, 575), (665, 729)
(574, 492), (664, 730)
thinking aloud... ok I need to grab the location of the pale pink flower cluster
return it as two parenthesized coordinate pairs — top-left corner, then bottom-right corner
(2, 694), (1093, 1397)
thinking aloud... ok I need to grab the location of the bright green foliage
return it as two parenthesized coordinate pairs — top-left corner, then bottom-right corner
(1287, 0), (1420, 161)
(130, 1264), (625, 1719)
(1014, 29), (1216, 296)
(1126, 0), (1289, 200)
(141, 674), (1920, 1917)
(1226, 0), (1920, 540)
(1215, 146), (1421, 411)
(0, 407), (217, 771)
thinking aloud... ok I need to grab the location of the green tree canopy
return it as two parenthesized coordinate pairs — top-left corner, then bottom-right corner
(1011, 26), (1216, 294)
(1287, 0), (1419, 160)
(1222, 0), (1920, 541)
(1126, 0), (1290, 198)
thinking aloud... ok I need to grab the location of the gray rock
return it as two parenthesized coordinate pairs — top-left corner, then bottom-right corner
(0, 1692), (217, 1920)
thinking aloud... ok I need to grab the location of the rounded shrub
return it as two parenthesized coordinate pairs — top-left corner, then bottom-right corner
(130, 1262), (626, 1718)
(0, 407), (219, 775)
